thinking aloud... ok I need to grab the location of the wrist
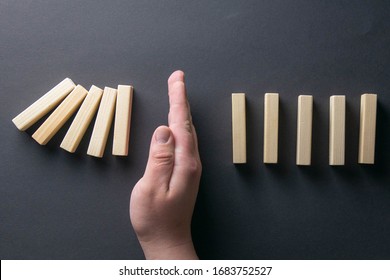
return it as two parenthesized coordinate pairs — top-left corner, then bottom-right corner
(140, 239), (198, 260)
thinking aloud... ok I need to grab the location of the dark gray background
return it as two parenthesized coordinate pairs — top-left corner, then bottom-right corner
(1, 0), (389, 259)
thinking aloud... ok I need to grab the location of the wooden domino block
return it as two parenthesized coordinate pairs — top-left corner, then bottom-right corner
(112, 85), (134, 156)
(232, 93), (246, 164)
(329, 95), (346, 165)
(296, 95), (313, 165)
(60, 85), (104, 153)
(32, 85), (88, 145)
(358, 93), (377, 164)
(263, 93), (279, 164)
(12, 78), (76, 131)
(87, 87), (117, 158)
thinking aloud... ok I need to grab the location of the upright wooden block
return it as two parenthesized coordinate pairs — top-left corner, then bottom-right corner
(113, 85), (134, 156)
(12, 78), (76, 131)
(232, 93), (246, 164)
(358, 93), (377, 164)
(87, 87), (117, 158)
(32, 85), (88, 145)
(263, 93), (279, 164)
(329, 95), (346, 165)
(296, 95), (313, 165)
(60, 85), (104, 153)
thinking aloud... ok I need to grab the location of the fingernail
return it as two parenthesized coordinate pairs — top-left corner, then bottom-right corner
(155, 128), (170, 144)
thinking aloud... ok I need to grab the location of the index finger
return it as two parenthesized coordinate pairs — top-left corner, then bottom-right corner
(168, 70), (192, 129)
(167, 71), (196, 154)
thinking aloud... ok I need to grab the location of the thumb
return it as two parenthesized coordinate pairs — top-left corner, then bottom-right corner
(142, 126), (175, 191)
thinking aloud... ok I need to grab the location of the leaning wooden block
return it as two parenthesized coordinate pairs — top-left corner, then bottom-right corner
(358, 93), (377, 164)
(87, 87), (117, 158)
(60, 85), (103, 153)
(12, 78), (76, 131)
(232, 93), (246, 164)
(296, 95), (313, 165)
(113, 85), (134, 156)
(329, 95), (346, 165)
(263, 93), (279, 164)
(32, 85), (88, 145)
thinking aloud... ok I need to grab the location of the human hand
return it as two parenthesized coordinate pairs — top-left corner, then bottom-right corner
(130, 70), (202, 259)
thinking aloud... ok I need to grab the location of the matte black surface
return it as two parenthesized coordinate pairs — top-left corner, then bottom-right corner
(1, 0), (389, 259)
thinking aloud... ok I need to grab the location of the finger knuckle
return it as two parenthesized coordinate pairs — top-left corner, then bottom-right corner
(183, 120), (192, 133)
(152, 151), (174, 167)
(185, 158), (202, 176)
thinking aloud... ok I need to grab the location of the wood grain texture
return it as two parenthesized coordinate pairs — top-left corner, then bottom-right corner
(87, 87), (117, 158)
(329, 95), (346, 165)
(296, 95), (313, 165)
(60, 85), (103, 153)
(263, 93), (279, 164)
(12, 78), (76, 131)
(112, 85), (133, 156)
(232, 93), (246, 164)
(32, 85), (88, 145)
(358, 93), (377, 164)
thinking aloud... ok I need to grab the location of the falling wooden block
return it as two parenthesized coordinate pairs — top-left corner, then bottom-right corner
(32, 85), (88, 145)
(112, 85), (134, 156)
(87, 87), (117, 158)
(232, 93), (246, 164)
(60, 85), (104, 153)
(329, 95), (346, 165)
(12, 78), (76, 131)
(358, 93), (377, 164)
(296, 95), (313, 165)
(263, 93), (279, 164)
